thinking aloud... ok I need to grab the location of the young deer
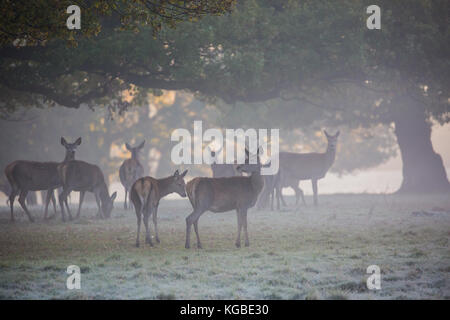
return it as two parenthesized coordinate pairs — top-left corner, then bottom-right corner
(58, 160), (117, 221)
(276, 130), (339, 206)
(4, 137), (81, 222)
(119, 140), (145, 209)
(185, 148), (264, 249)
(130, 169), (188, 247)
(208, 145), (241, 178)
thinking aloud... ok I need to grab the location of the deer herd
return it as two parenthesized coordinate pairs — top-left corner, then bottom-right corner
(2, 130), (339, 249)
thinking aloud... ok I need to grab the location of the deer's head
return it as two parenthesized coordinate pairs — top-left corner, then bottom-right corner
(170, 169), (188, 197)
(324, 130), (340, 151)
(126, 140), (145, 159)
(61, 137), (82, 161)
(102, 191), (117, 219)
(236, 147), (262, 174)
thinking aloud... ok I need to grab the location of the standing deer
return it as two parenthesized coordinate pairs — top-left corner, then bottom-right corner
(208, 145), (241, 178)
(4, 137), (81, 222)
(256, 162), (305, 211)
(276, 130), (339, 206)
(130, 169), (188, 247)
(119, 140), (145, 209)
(58, 160), (117, 221)
(185, 148), (264, 249)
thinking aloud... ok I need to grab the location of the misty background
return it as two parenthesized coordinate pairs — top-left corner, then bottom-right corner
(0, 91), (448, 204)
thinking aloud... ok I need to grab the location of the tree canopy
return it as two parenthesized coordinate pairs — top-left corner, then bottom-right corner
(0, 0), (448, 192)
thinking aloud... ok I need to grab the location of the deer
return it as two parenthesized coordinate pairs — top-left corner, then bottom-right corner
(119, 140), (145, 209)
(255, 161), (305, 211)
(185, 147), (264, 249)
(4, 137), (81, 222)
(275, 130), (339, 206)
(208, 145), (241, 178)
(58, 160), (117, 221)
(130, 169), (188, 247)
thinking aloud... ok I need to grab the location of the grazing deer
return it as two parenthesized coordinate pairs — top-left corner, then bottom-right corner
(276, 130), (339, 206)
(4, 137), (81, 222)
(130, 169), (188, 247)
(58, 160), (117, 221)
(185, 148), (264, 249)
(119, 140), (145, 209)
(208, 145), (241, 178)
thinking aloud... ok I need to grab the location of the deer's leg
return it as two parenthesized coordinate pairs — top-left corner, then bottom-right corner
(76, 191), (85, 218)
(291, 183), (300, 206)
(59, 187), (72, 222)
(275, 183), (281, 211)
(269, 186), (274, 211)
(8, 189), (18, 222)
(44, 189), (52, 219)
(312, 179), (318, 206)
(51, 190), (57, 216)
(299, 185), (306, 205)
(193, 216), (202, 249)
(124, 188), (128, 209)
(235, 209), (243, 248)
(66, 196), (73, 221)
(143, 209), (153, 246)
(242, 209), (249, 247)
(133, 195), (142, 247)
(152, 205), (160, 244)
(185, 212), (194, 249)
(185, 210), (203, 249)
(18, 190), (34, 223)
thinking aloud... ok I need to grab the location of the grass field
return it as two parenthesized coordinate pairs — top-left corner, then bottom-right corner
(0, 194), (449, 300)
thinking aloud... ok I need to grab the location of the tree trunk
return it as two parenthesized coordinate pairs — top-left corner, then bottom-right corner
(393, 95), (450, 194)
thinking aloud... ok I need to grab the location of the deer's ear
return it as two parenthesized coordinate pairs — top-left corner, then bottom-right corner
(125, 143), (132, 151)
(61, 137), (67, 146)
(335, 130), (340, 138)
(110, 192), (117, 201)
(75, 137), (82, 146)
(138, 140), (145, 149)
(324, 130), (330, 138)
(180, 169), (188, 178)
(173, 169), (180, 177)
